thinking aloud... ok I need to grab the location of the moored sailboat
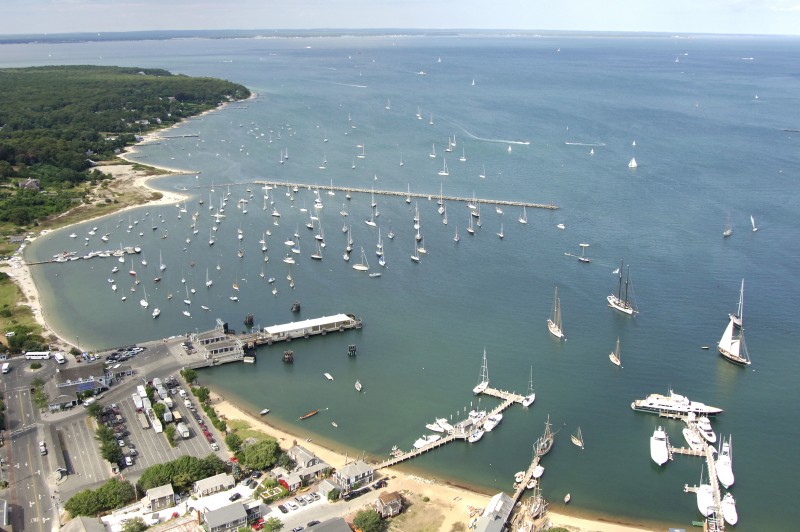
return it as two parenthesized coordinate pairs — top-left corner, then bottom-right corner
(609, 337), (622, 367)
(607, 260), (638, 315)
(571, 427), (584, 449)
(472, 348), (489, 394)
(718, 314), (750, 366)
(547, 286), (564, 339)
(521, 366), (536, 407)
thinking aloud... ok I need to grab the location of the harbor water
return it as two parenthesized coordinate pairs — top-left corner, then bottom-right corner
(6, 33), (800, 529)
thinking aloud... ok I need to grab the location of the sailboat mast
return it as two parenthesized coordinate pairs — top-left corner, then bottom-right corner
(623, 266), (631, 305)
(616, 259), (624, 300)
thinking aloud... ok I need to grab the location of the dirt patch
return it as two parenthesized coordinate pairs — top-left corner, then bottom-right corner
(388, 492), (446, 532)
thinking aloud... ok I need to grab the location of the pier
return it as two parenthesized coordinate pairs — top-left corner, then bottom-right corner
(193, 180), (559, 210)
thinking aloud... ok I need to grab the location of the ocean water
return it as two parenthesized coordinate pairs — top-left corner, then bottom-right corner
(6, 34), (800, 529)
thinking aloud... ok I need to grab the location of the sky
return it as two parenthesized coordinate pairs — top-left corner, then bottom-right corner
(3, 0), (800, 36)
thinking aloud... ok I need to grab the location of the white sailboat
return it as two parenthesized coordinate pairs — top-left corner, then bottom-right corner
(718, 314), (750, 366)
(352, 247), (369, 272)
(521, 366), (536, 407)
(139, 287), (149, 309)
(577, 243), (591, 263)
(159, 250), (166, 272)
(479, 165), (486, 179)
(410, 236), (420, 263)
(429, 143), (436, 158)
(571, 427), (584, 449)
(453, 225), (460, 243)
(472, 348), (490, 395)
(723, 212), (733, 237)
(518, 206), (528, 224)
(205, 268), (213, 288)
(609, 337), (622, 367)
(750, 214), (758, 232)
(607, 260), (638, 315)
(628, 157), (638, 168)
(438, 158), (449, 177)
(547, 287), (564, 339)
(405, 183), (412, 204)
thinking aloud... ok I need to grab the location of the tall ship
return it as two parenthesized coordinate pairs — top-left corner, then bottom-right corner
(718, 314), (750, 366)
(473, 348), (490, 395)
(631, 389), (723, 416)
(607, 259), (638, 315)
(534, 415), (555, 456)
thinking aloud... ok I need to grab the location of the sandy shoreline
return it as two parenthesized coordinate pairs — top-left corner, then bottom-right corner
(211, 395), (656, 531)
(2, 90), (656, 530)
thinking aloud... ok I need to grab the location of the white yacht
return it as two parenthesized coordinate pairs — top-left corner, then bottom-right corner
(547, 286), (564, 339)
(721, 492), (738, 526)
(425, 422), (445, 433)
(696, 484), (714, 517)
(649, 426), (669, 466)
(690, 413), (716, 444)
(682, 427), (705, 452)
(467, 429), (485, 443)
(435, 418), (454, 432)
(413, 434), (441, 449)
(472, 348), (490, 394)
(631, 389), (723, 416)
(716, 435), (735, 488)
(482, 414), (503, 432)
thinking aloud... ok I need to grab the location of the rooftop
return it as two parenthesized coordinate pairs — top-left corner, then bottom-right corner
(147, 483), (175, 500)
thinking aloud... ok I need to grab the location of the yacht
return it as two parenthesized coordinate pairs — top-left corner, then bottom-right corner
(413, 434), (441, 449)
(716, 435), (734, 488)
(521, 366), (536, 407)
(689, 413), (716, 443)
(650, 426), (669, 466)
(631, 389), (723, 416)
(482, 414), (503, 432)
(425, 422), (445, 433)
(682, 427), (705, 452)
(696, 484), (714, 517)
(608, 260), (638, 315)
(467, 429), (485, 443)
(472, 348), (489, 394)
(721, 493), (738, 526)
(435, 418), (454, 432)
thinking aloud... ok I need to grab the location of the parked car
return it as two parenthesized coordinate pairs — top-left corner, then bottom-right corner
(229, 492), (241, 502)
(311, 493), (321, 501)
(295, 497), (306, 506)
(286, 501), (298, 511)
(125, 456), (133, 466)
(129, 448), (138, 457)
(306, 521), (320, 528)
(277, 505), (288, 514)
(118, 439), (125, 447)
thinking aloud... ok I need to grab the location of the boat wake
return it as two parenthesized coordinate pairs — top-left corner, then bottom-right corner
(564, 142), (607, 147)
(441, 118), (530, 146)
(325, 81), (368, 89)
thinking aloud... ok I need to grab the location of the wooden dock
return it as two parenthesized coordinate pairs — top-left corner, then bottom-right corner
(679, 426), (726, 531)
(193, 180), (558, 210)
(670, 446), (705, 457)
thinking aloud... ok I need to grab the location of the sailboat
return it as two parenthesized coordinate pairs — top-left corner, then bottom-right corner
(479, 165), (486, 179)
(729, 279), (744, 327)
(205, 268), (213, 288)
(159, 250), (166, 271)
(385, 98), (391, 110)
(472, 348), (490, 394)
(151, 307), (160, 319)
(453, 225), (460, 243)
(609, 337), (622, 367)
(547, 287), (564, 339)
(628, 157), (638, 168)
(718, 314), (750, 366)
(723, 212), (733, 237)
(750, 214), (758, 232)
(467, 215), (475, 235)
(518, 206), (528, 224)
(521, 366), (536, 407)
(571, 427), (584, 449)
(139, 287), (149, 309)
(496, 223), (504, 240)
(459, 148), (467, 162)
(352, 247), (369, 272)
(429, 143), (437, 158)
(607, 260), (638, 315)
(410, 237), (420, 263)
(577, 243), (591, 263)
(405, 184), (412, 204)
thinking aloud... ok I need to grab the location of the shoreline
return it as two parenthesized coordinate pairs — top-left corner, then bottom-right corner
(210, 391), (660, 532)
(4, 88), (659, 531)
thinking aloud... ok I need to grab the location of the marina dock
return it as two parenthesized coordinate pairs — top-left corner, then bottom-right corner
(194, 180), (559, 210)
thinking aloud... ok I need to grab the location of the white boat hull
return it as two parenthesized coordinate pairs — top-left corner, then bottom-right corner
(650, 428), (670, 466)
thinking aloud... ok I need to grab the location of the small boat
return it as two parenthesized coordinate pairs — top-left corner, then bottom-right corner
(299, 409), (319, 421)
(721, 492), (738, 526)
(532, 465), (545, 479)
(577, 243), (591, 263)
(750, 214), (758, 232)
(436, 418), (454, 432)
(564, 493), (571, 504)
(324, 373), (334, 381)
(331, 422), (338, 428)
(182, 310), (191, 318)
(151, 308), (160, 319)
(547, 286), (564, 339)
(467, 429), (484, 443)
(472, 348), (490, 395)
(628, 157), (638, 168)
(201, 305), (210, 311)
(723, 212), (733, 237)
(556, 223), (566, 230)
(496, 223), (504, 239)
(260, 409), (270, 416)
(368, 272), (381, 278)
(521, 366), (536, 407)
(482, 414), (503, 432)
(518, 206), (527, 224)
(650, 426), (670, 466)
(682, 427), (705, 452)
(514, 471), (525, 483)
(609, 337), (622, 367)
(425, 422), (445, 433)
(355, 380), (363, 392)
(571, 427), (584, 449)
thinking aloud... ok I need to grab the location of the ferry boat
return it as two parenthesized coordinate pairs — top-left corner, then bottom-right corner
(631, 389), (723, 416)
(650, 426), (669, 466)
(299, 409), (319, 421)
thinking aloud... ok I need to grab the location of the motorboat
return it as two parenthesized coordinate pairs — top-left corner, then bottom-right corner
(482, 414), (503, 432)
(716, 435), (735, 488)
(650, 426), (670, 466)
(682, 427), (705, 452)
(721, 492), (738, 526)
(259, 409), (270, 416)
(631, 389), (723, 416)
(435, 418), (454, 432)
(467, 429), (484, 443)
(696, 484), (714, 517)
(532, 465), (545, 479)
(425, 422), (445, 433)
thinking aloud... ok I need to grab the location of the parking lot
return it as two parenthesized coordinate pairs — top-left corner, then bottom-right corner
(57, 373), (226, 497)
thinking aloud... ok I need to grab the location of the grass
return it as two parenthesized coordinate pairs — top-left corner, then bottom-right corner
(0, 274), (41, 339)
(226, 419), (273, 443)
(388, 492), (446, 532)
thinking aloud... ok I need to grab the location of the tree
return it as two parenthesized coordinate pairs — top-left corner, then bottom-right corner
(64, 478), (135, 517)
(225, 432), (242, 453)
(327, 488), (340, 501)
(353, 509), (384, 532)
(192, 386), (210, 405)
(86, 402), (104, 418)
(100, 440), (123, 465)
(121, 517), (148, 532)
(65, 489), (102, 517)
(180, 368), (197, 384)
(165, 424), (177, 447)
(236, 438), (280, 471)
(153, 402), (166, 422)
(263, 517), (283, 532)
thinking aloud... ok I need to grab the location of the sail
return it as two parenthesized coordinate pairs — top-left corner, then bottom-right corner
(718, 317), (738, 357)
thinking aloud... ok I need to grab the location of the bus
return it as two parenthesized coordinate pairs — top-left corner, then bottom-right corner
(1, 363), (9, 374)
(53, 352), (66, 364)
(24, 351), (51, 360)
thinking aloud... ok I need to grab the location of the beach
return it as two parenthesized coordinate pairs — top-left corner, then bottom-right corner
(212, 394), (655, 532)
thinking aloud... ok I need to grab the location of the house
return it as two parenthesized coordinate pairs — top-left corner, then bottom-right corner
(333, 460), (373, 492)
(271, 466), (301, 492)
(286, 444), (330, 484)
(193, 473), (235, 496)
(202, 503), (246, 532)
(473, 492), (514, 532)
(374, 491), (403, 518)
(146, 484), (175, 512)
(45, 364), (115, 411)
(308, 518), (352, 532)
(18, 178), (40, 191)
(242, 499), (268, 523)
(317, 479), (339, 498)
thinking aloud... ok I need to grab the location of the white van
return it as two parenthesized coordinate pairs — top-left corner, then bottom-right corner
(53, 352), (66, 364)
(1, 363), (9, 374)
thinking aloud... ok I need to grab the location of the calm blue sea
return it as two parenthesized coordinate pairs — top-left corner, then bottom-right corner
(5, 33), (800, 530)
